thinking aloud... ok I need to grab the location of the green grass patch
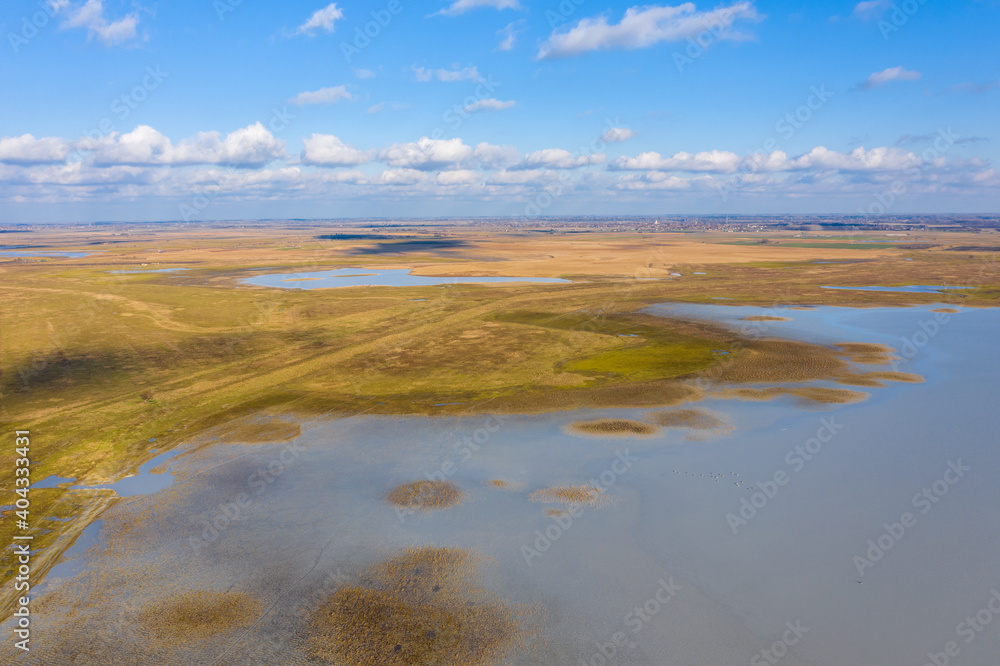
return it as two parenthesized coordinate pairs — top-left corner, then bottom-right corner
(492, 311), (722, 381)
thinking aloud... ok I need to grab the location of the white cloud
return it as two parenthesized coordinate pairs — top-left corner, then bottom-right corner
(354, 68), (376, 79)
(366, 101), (409, 114)
(88, 123), (286, 167)
(413, 65), (482, 82)
(377, 168), (428, 185)
(434, 0), (521, 17)
(537, 2), (762, 60)
(296, 3), (343, 35)
(497, 21), (521, 50)
(859, 66), (922, 90)
(301, 134), (372, 166)
(436, 169), (481, 186)
(785, 146), (917, 171)
(519, 148), (604, 169)
(852, 0), (890, 19)
(601, 127), (634, 143)
(0, 135), (71, 165)
(378, 137), (474, 170)
(616, 172), (699, 190)
(57, 0), (139, 46)
(290, 85), (356, 105)
(611, 146), (921, 174)
(611, 150), (741, 172)
(473, 143), (520, 168)
(488, 168), (553, 185)
(463, 98), (515, 112)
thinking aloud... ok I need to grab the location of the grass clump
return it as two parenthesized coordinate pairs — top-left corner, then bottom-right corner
(387, 481), (464, 510)
(309, 547), (520, 665)
(569, 419), (658, 437)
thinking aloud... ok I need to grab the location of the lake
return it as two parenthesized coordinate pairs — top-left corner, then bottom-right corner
(242, 266), (572, 289)
(5, 303), (998, 665)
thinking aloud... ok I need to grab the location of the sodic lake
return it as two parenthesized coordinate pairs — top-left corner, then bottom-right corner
(5, 303), (999, 664)
(242, 267), (572, 289)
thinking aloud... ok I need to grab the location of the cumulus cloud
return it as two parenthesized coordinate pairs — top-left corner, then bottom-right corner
(436, 169), (481, 186)
(463, 98), (515, 112)
(290, 85), (356, 105)
(301, 134), (372, 166)
(473, 142), (520, 168)
(615, 171), (699, 190)
(784, 145), (917, 171)
(354, 68), (376, 79)
(537, 2), (762, 60)
(518, 148), (604, 169)
(611, 149), (741, 172)
(87, 123), (286, 167)
(377, 168), (428, 186)
(56, 0), (139, 46)
(413, 65), (482, 82)
(488, 168), (554, 185)
(601, 127), (634, 143)
(611, 146), (920, 174)
(0, 135), (71, 165)
(378, 137), (474, 170)
(434, 0), (521, 17)
(858, 66), (921, 90)
(296, 3), (343, 35)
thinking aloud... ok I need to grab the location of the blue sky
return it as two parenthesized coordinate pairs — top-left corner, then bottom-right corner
(0, 0), (997, 222)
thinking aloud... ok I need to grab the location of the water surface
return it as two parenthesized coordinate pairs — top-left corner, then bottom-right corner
(242, 267), (571, 289)
(5, 304), (998, 665)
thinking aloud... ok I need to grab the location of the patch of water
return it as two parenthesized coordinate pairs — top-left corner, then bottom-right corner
(242, 267), (571, 289)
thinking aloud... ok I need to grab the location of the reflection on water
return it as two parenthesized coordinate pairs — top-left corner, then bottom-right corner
(242, 267), (571, 289)
(7, 304), (999, 665)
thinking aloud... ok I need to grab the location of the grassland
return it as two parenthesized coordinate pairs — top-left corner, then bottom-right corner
(1, 223), (998, 615)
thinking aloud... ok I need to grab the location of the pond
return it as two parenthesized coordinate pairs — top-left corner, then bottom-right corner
(0, 246), (94, 258)
(821, 284), (952, 293)
(241, 266), (572, 289)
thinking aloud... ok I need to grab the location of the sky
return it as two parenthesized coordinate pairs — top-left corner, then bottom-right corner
(0, 0), (998, 222)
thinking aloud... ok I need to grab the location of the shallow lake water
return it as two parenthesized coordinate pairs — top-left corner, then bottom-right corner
(0, 247), (93, 258)
(820, 284), (951, 293)
(242, 266), (571, 289)
(5, 303), (999, 665)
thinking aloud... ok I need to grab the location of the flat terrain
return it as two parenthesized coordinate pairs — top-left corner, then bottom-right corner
(1, 222), (999, 615)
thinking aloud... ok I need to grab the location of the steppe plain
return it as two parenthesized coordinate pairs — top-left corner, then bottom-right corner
(2, 221), (999, 662)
